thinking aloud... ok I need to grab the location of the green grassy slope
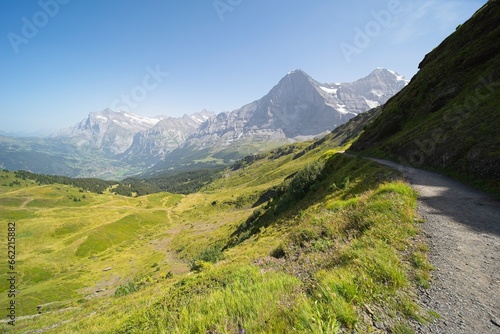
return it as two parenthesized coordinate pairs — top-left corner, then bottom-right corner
(5, 3), (497, 330)
(350, 0), (500, 195)
(0, 173), (187, 317)
(1, 112), (432, 332)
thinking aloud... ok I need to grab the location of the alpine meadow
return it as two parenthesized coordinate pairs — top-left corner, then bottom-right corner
(1, 1), (499, 333)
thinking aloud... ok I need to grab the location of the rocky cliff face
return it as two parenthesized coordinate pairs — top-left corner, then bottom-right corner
(55, 108), (162, 155)
(334, 68), (409, 110)
(49, 68), (408, 173)
(181, 68), (408, 150)
(120, 110), (214, 164)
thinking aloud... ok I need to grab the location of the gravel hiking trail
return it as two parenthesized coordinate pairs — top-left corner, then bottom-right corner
(365, 157), (500, 333)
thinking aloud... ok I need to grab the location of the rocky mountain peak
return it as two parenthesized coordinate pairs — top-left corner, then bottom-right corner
(366, 68), (408, 85)
(55, 109), (162, 155)
(286, 69), (312, 79)
(276, 69), (317, 91)
(185, 68), (408, 152)
(50, 68), (408, 169)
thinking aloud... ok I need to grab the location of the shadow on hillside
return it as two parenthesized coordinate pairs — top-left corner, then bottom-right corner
(356, 155), (500, 237)
(406, 169), (500, 237)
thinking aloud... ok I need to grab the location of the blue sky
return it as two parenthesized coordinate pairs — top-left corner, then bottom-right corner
(0, 0), (487, 134)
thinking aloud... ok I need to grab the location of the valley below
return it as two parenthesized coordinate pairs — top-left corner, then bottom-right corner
(1, 1), (499, 332)
(0, 136), (436, 332)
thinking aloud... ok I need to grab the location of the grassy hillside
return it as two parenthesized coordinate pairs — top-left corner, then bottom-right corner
(0, 172), (187, 317)
(1, 114), (433, 332)
(350, 0), (500, 195)
(3, 3), (497, 332)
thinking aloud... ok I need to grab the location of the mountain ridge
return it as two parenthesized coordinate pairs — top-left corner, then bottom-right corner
(1, 68), (407, 178)
(140, 68), (407, 170)
(53, 108), (164, 155)
(60, 68), (407, 157)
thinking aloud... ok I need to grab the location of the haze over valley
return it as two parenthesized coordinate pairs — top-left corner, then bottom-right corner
(0, 1), (498, 333)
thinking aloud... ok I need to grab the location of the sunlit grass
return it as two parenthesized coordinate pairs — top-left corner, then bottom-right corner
(0, 142), (431, 333)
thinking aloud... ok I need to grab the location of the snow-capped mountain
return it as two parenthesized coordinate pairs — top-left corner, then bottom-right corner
(119, 110), (214, 163)
(54, 108), (163, 154)
(42, 68), (408, 174)
(180, 68), (408, 150)
(317, 68), (408, 112)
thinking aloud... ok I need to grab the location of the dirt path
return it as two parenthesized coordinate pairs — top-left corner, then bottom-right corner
(19, 197), (34, 208)
(364, 157), (500, 333)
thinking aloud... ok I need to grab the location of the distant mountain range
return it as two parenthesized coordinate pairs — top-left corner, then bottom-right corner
(180, 68), (407, 146)
(0, 68), (408, 178)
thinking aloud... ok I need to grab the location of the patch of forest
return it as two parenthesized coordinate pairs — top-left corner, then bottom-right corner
(13, 167), (223, 196)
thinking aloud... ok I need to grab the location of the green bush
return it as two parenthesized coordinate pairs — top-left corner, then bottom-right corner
(190, 244), (224, 271)
(288, 161), (325, 199)
(114, 281), (139, 297)
(114, 275), (155, 297)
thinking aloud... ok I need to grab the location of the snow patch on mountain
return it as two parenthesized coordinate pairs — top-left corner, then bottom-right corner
(319, 86), (338, 95)
(123, 112), (160, 126)
(52, 68), (407, 166)
(387, 69), (408, 82)
(365, 99), (380, 108)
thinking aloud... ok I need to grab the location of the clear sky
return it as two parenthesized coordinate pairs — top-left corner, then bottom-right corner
(0, 0), (487, 134)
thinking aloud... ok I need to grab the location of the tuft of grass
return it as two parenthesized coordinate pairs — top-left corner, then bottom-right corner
(114, 265), (309, 333)
(411, 251), (433, 288)
(189, 244), (224, 271)
(393, 323), (416, 334)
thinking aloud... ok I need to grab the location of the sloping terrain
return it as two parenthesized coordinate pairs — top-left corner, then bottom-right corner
(350, 0), (500, 195)
(0, 68), (406, 179)
(363, 157), (500, 333)
(0, 111), (431, 333)
(2, 2), (498, 333)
